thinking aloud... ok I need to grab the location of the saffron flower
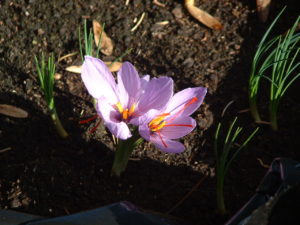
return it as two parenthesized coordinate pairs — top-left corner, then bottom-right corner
(139, 87), (207, 153)
(81, 56), (173, 140)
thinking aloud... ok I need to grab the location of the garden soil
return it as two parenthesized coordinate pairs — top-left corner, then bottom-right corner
(0, 0), (299, 225)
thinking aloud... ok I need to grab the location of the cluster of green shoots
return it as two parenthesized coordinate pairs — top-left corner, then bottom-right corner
(34, 53), (68, 138)
(78, 19), (102, 60)
(249, 8), (300, 130)
(34, 19), (104, 139)
(214, 117), (259, 215)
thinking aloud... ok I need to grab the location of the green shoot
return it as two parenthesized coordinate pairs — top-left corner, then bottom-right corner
(268, 16), (300, 130)
(111, 129), (143, 176)
(34, 53), (68, 138)
(214, 117), (259, 215)
(248, 7), (285, 123)
(78, 19), (102, 62)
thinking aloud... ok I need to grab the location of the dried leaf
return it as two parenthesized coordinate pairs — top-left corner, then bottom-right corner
(65, 62), (122, 74)
(184, 0), (223, 30)
(104, 61), (123, 72)
(58, 52), (78, 62)
(93, 20), (114, 56)
(0, 104), (28, 118)
(256, 0), (271, 23)
(65, 65), (82, 74)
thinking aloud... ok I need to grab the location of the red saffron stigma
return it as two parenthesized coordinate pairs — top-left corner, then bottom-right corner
(168, 97), (198, 123)
(79, 115), (98, 124)
(89, 121), (101, 133)
(164, 124), (193, 127)
(157, 131), (168, 148)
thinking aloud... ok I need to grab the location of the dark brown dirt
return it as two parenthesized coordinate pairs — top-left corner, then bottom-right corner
(0, 0), (299, 225)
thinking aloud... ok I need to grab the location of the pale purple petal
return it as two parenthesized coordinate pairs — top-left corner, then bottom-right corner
(96, 97), (131, 140)
(105, 121), (132, 140)
(81, 56), (118, 103)
(150, 134), (185, 153)
(96, 97), (119, 123)
(161, 117), (196, 139)
(130, 108), (160, 126)
(141, 75), (150, 92)
(137, 76), (173, 114)
(165, 87), (207, 118)
(117, 62), (141, 107)
(138, 123), (151, 142)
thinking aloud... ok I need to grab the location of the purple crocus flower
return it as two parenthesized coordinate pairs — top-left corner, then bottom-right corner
(139, 87), (207, 153)
(81, 56), (173, 140)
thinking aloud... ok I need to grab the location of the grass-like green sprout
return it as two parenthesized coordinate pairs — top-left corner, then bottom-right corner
(214, 117), (259, 215)
(248, 8), (285, 123)
(34, 53), (68, 138)
(78, 19), (102, 61)
(268, 16), (300, 130)
(249, 8), (300, 130)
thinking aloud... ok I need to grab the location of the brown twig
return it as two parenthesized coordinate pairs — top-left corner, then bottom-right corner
(256, 0), (271, 23)
(153, 0), (166, 7)
(184, 0), (222, 30)
(58, 52), (77, 62)
(0, 147), (12, 153)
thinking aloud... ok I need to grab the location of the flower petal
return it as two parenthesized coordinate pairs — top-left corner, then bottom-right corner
(161, 117), (196, 139)
(139, 116), (185, 153)
(81, 56), (118, 103)
(141, 75), (150, 92)
(137, 76), (173, 114)
(96, 97), (119, 123)
(117, 62), (141, 108)
(138, 123), (151, 141)
(165, 87), (207, 118)
(105, 121), (132, 140)
(150, 134), (185, 153)
(96, 97), (132, 140)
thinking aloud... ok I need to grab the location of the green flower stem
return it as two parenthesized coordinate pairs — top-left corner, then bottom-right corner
(50, 107), (68, 138)
(269, 103), (278, 131)
(111, 133), (143, 176)
(249, 96), (261, 123)
(216, 172), (226, 215)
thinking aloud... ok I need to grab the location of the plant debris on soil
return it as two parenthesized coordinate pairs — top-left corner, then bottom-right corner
(0, 1), (299, 225)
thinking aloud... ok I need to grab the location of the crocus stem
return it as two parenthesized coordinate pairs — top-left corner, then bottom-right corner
(269, 104), (278, 131)
(216, 171), (226, 215)
(111, 134), (143, 176)
(50, 107), (68, 138)
(249, 97), (261, 123)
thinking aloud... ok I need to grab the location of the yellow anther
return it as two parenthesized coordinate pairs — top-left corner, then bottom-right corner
(128, 104), (136, 116)
(149, 116), (164, 127)
(115, 102), (136, 120)
(149, 116), (166, 131)
(115, 102), (124, 113)
(151, 121), (166, 131)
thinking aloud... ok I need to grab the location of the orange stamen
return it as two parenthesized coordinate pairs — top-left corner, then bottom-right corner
(122, 109), (129, 120)
(115, 102), (136, 120)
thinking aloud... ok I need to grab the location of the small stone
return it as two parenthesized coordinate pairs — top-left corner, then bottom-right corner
(172, 7), (183, 19)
